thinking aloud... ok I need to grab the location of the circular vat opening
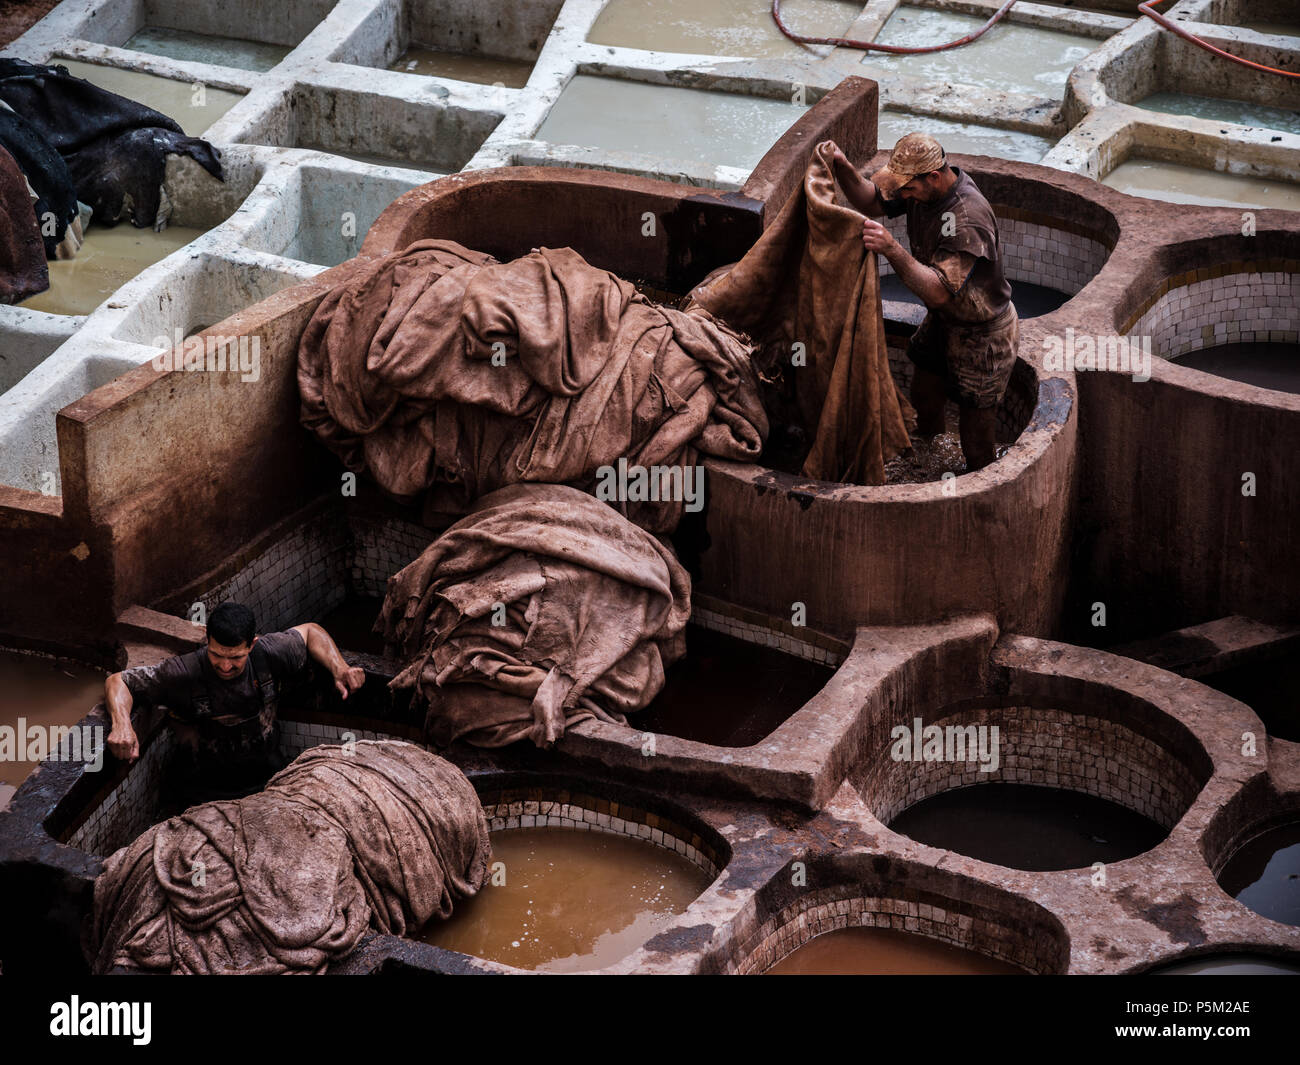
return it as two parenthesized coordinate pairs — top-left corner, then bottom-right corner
(1123, 247), (1300, 396)
(413, 777), (727, 972)
(1144, 953), (1300, 975)
(854, 694), (1212, 871)
(1204, 781), (1300, 928)
(735, 855), (1068, 975)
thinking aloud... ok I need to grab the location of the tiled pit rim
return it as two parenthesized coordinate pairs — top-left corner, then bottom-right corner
(859, 699), (1209, 833)
(731, 855), (1070, 975)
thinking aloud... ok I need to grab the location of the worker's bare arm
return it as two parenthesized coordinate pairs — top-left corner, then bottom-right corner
(830, 146), (887, 218)
(104, 672), (140, 762)
(291, 622), (365, 700)
(860, 218), (952, 311)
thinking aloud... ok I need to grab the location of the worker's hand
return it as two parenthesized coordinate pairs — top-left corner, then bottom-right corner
(334, 665), (366, 700)
(107, 724), (139, 764)
(862, 217), (898, 256)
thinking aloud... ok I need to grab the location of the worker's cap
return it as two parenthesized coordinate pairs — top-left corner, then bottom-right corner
(870, 132), (947, 198)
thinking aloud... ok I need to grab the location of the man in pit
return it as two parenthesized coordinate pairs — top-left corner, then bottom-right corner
(830, 132), (1018, 471)
(104, 602), (365, 808)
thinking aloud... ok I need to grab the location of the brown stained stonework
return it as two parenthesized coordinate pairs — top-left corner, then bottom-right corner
(4, 608), (1298, 974)
(1, 78), (1298, 975)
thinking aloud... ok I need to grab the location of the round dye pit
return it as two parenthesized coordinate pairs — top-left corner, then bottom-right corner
(634, 625), (832, 747)
(765, 926), (1027, 975)
(888, 782), (1167, 872)
(1147, 954), (1300, 976)
(1170, 342), (1300, 397)
(1217, 822), (1300, 928)
(1124, 255), (1299, 395)
(419, 827), (713, 972)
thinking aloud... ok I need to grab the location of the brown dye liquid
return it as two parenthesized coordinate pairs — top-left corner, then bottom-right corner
(889, 782), (1167, 871)
(317, 596), (388, 657)
(19, 224), (205, 316)
(0, 649), (104, 789)
(1201, 658), (1300, 742)
(54, 59), (243, 136)
(419, 828), (711, 971)
(766, 926), (1027, 974)
(1171, 342), (1300, 396)
(634, 626), (833, 747)
(387, 47), (533, 88)
(1217, 823), (1300, 927)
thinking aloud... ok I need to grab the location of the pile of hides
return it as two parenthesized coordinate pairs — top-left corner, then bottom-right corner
(686, 139), (914, 484)
(0, 57), (223, 285)
(379, 483), (691, 749)
(297, 238), (768, 534)
(90, 740), (489, 975)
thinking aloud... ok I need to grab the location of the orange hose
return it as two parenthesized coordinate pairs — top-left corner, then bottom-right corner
(1137, 0), (1300, 79)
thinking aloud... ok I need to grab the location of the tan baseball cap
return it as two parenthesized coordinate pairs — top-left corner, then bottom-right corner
(870, 132), (947, 198)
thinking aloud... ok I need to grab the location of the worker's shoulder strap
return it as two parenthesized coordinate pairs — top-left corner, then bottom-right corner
(179, 643), (277, 718)
(178, 648), (210, 718)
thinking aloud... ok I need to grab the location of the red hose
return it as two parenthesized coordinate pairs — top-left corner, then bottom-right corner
(771, 0), (1300, 77)
(770, 0), (1017, 53)
(1137, 0), (1300, 79)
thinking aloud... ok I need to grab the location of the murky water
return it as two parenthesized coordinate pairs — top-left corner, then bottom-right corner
(1218, 822), (1300, 927)
(124, 26), (292, 72)
(419, 827), (712, 971)
(19, 223), (205, 316)
(634, 626), (832, 747)
(1148, 953), (1300, 974)
(535, 75), (806, 170)
(766, 925), (1027, 974)
(1170, 342), (1300, 396)
(889, 782), (1168, 870)
(0, 649), (105, 791)
(1135, 91), (1300, 136)
(864, 8), (1098, 96)
(883, 403), (1012, 482)
(54, 59), (244, 136)
(878, 110), (1056, 163)
(1201, 658), (1299, 742)
(587, 0), (863, 58)
(387, 47), (533, 88)
(1103, 158), (1300, 210)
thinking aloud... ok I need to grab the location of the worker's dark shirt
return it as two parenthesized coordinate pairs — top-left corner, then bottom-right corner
(881, 167), (1013, 325)
(122, 631), (307, 796)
